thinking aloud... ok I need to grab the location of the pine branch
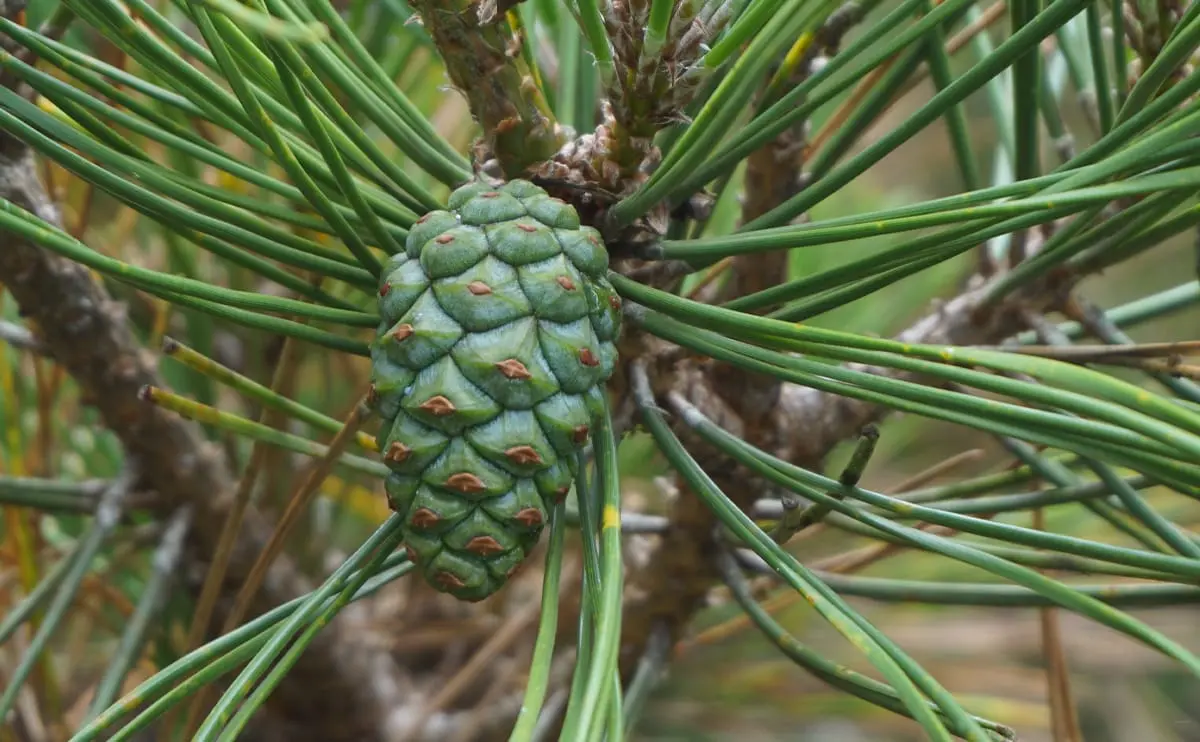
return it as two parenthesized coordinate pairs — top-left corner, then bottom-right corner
(769, 273), (1074, 464)
(718, 2), (867, 425)
(618, 267), (1074, 689)
(410, 0), (564, 178)
(0, 25), (401, 738)
(616, 38), (824, 671)
(615, 6), (883, 671)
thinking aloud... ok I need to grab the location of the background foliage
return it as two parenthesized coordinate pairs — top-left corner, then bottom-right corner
(0, 0), (1198, 739)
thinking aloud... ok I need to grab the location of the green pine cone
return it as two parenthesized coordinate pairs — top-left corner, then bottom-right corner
(369, 179), (621, 601)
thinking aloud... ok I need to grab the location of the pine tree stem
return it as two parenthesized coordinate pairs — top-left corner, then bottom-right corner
(411, 0), (563, 177)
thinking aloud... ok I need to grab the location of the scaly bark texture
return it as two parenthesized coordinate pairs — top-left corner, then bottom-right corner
(410, 0), (564, 178)
(0, 19), (401, 734)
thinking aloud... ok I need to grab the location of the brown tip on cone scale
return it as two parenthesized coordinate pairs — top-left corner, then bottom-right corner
(465, 536), (506, 556)
(504, 445), (543, 466)
(392, 323), (414, 341)
(556, 276), (576, 290)
(514, 507), (544, 528)
(446, 472), (486, 494)
(435, 234), (455, 244)
(405, 546), (419, 564)
(573, 424), (590, 444)
(384, 441), (411, 464)
(435, 571), (466, 590)
(608, 295), (621, 310)
(578, 348), (600, 367)
(410, 508), (441, 528)
(516, 223), (537, 233)
(467, 281), (493, 295)
(419, 395), (456, 416)
(379, 283), (391, 297)
(494, 359), (532, 379)
(416, 213), (431, 224)
(481, 191), (500, 198)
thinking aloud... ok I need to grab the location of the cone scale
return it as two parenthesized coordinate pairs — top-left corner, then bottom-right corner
(370, 180), (621, 601)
